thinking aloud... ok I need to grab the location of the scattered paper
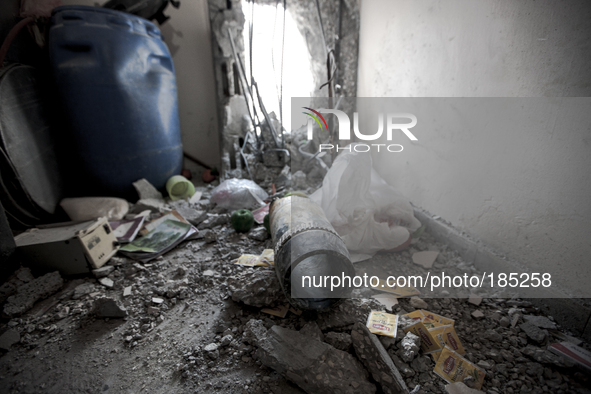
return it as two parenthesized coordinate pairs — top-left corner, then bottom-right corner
(119, 220), (195, 262)
(109, 216), (145, 243)
(548, 342), (591, 371)
(412, 250), (439, 269)
(189, 191), (202, 204)
(371, 278), (420, 297)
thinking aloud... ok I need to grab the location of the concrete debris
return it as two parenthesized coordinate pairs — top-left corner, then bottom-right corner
(204, 343), (220, 360)
(3, 271), (63, 317)
(132, 178), (163, 200)
(0, 329), (20, 351)
(255, 325), (377, 394)
(0, 183), (589, 394)
(409, 297), (429, 310)
(227, 269), (284, 308)
(351, 322), (409, 394)
(92, 265), (115, 278)
(98, 277), (114, 288)
(197, 213), (229, 229)
(92, 298), (127, 318)
(324, 331), (352, 352)
(523, 315), (557, 329)
(242, 319), (268, 347)
(247, 226), (268, 241)
(400, 331), (421, 363)
(317, 298), (384, 330)
(299, 321), (324, 341)
(72, 282), (96, 299)
(471, 310), (484, 319)
(519, 322), (547, 344)
(445, 382), (484, 393)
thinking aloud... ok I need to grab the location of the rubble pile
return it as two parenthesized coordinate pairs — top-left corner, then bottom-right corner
(0, 186), (590, 394)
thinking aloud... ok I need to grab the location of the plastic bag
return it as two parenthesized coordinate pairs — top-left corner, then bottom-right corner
(310, 144), (421, 262)
(211, 178), (268, 211)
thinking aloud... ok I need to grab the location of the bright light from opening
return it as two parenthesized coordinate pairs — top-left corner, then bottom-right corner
(242, 1), (314, 133)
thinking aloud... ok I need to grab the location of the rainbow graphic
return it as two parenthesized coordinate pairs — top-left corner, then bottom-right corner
(302, 107), (328, 131)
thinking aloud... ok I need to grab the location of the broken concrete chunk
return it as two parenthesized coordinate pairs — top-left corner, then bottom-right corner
(3, 271), (63, 317)
(123, 286), (132, 297)
(445, 382), (484, 394)
(197, 213), (229, 229)
(92, 298), (127, 318)
(248, 226), (268, 241)
(411, 251), (439, 269)
(409, 297), (428, 309)
(351, 322), (409, 394)
(72, 282), (96, 300)
(519, 322), (547, 344)
(400, 332), (421, 363)
(98, 277), (114, 288)
(523, 315), (557, 329)
(14, 267), (34, 283)
(299, 321), (324, 341)
(152, 297), (164, 304)
(0, 329), (20, 351)
(220, 334), (233, 347)
(227, 269), (284, 308)
(204, 343), (219, 360)
(243, 319), (268, 347)
(256, 325), (377, 394)
(471, 310), (484, 320)
(92, 265), (115, 278)
(467, 295), (482, 306)
(324, 331), (352, 352)
(132, 178), (163, 200)
(317, 298), (383, 331)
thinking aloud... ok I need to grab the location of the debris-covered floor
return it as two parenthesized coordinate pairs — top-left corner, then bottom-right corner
(1, 185), (590, 394)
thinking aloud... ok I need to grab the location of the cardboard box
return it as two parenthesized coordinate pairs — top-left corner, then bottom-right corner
(15, 218), (119, 275)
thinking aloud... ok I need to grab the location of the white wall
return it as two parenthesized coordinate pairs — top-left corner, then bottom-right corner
(61, 0), (220, 168)
(357, 0), (591, 296)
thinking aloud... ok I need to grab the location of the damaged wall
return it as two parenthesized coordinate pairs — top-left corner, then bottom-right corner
(357, 1), (591, 296)
(61, 0), (221, 168)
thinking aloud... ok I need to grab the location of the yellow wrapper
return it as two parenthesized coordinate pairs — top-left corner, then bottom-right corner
(372, 279), (421, 297)
(403, 321), (440, 353)
(433, 347), (485, 389)
(431, 350), (442, 362)
(366, 311), (399, 337)
(429, 324), (465, 355)
(235, 249), (275, 267)
(420, 310), (455, 326)
(422, 317), (444, 329)
(404, 310), (425, 322)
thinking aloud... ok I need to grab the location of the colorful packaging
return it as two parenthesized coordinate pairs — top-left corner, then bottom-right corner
(417, 310), (455, 326)
(235, 249), (274, 267)
(366, 311), (399, 337)
(429, 324), (465, 355)
(403, 320), (440, 353)
(433, 347), (485, 389)
(422, 317), (444, 329)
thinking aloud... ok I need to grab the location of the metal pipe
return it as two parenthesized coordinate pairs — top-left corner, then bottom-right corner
(269, 195), (355, 310)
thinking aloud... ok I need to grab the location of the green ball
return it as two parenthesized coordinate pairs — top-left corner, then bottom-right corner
(231, 209), (255, 233)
